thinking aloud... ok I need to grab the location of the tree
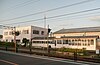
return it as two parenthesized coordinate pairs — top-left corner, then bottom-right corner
(0, 35), (3, 38)
(22, 38), (29, 47)
(12, 31), (20, 36)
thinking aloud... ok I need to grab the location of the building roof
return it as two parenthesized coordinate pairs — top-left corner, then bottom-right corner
(32, 37), (55, 40)
(61, 35), (99, 38)
(53, 26), (100, 34)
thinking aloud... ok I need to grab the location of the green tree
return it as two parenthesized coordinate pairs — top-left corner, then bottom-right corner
(22, 38), (29, 47)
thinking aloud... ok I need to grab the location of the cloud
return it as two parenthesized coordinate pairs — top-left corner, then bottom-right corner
(89, 16), (100, 21)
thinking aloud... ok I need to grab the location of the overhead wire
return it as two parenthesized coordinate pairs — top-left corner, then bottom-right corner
(0, 0), (95, 22)
(3, 0), (41, 13)
(2, 7), (100, 25)
(12, 0), (41, 9)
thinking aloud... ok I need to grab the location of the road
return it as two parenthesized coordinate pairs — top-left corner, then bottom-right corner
(0, 50), (99, 65)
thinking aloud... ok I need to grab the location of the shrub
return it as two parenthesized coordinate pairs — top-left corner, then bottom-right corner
(0, 41), (16, 47)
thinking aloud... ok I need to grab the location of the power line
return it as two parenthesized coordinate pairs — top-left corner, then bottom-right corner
(46, 11), (100, 22)
(3, 0), (41, 13)
(8, 0), (33, 9)
(46, 8), (100, 19)
(0, 0), (95, 22)
(2, 7), (100, 25)
(10, 0), (41, 10)
(2, 0), (33, 13)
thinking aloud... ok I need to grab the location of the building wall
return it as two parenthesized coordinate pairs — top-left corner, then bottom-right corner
(32, 37), (97, 50)
(53, 32), (100, 50)
(3, 28), (14, 42)
(3, 26), (48, 43)
(31, 26), (48, 38)
(97, 39), (100, 49)
(16, 26), (31, 42)
(54, 38), (96, 50)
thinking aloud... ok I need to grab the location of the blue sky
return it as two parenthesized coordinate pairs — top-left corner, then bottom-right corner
(0, 0), (100, 34)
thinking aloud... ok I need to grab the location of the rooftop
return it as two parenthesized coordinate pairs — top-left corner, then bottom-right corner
(61, 35), (99, 38)
(54, 26), (100, 34)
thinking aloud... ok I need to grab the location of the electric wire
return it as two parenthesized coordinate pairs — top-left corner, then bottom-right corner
(0, 0), (95, 22)
(2, 7), (100, 25)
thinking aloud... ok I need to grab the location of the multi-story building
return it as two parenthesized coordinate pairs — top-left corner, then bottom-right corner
(3, 26), (48, 43)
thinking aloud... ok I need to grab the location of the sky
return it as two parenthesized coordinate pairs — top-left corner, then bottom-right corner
(0, 0), (100, 34)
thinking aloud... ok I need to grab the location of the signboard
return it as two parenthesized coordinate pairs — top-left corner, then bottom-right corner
(96, 49), (99, 54)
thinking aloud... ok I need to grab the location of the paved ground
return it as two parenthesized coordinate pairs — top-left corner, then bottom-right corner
(0, 50), (99, 65)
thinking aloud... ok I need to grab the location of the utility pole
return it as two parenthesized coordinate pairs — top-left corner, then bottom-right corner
(13, 27), (17, 52)
(47, 25), (51, 56)
(12, 27), (20, 53)
(29, 27), (32, 54)
(47, 25), (49, 48)
(44, 14), (46, 29)
(44, 14), (46, 51)
(47, 25), (49, 55)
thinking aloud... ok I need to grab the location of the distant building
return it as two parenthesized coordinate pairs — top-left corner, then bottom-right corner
(3, 26), (48, 43)
(32, 26), (100, 50)
(53, 27), (100, 50)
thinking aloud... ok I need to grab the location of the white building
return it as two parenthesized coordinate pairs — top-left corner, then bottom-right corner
(53, 27), (100, 50)
(32, 26), (100, 50)
(3, 26), (48, 43)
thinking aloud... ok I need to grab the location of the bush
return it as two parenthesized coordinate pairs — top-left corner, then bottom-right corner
(57, 47), (87, 53)
(0, 41), (16, 47)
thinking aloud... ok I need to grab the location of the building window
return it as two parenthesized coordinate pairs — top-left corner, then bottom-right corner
(88, 40), (90, 43)
(82, 40), (84, 42)
(69, 43), (71, 45)
(85, 43), (87, 46)
(72, 43), (74, 45)
(84, 40), (86, 42)
(41, 31), (44, 35)
(88, 44), (90, 46)
(91, 39), (94, 45)
(16, 39), (20, 43)
(23, 30), (29, 34)
(33, 30), (39, 34)
(68, 40), (71, 42)
(63, 40), (68, 44)
(6, 39), (8, 42)
(52, 40), (56, 44)
(9, 31), (12, 35)
(57, 40), (62, 44)
(72, 40), (74, 43)
(4, 32), (8, 35)
(78, 39), (81, 41)
(75, 39), (77, 41)
(75, 43), (77, 45)
(11, 40), (13, 42)
(79, 43), (81, 46)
